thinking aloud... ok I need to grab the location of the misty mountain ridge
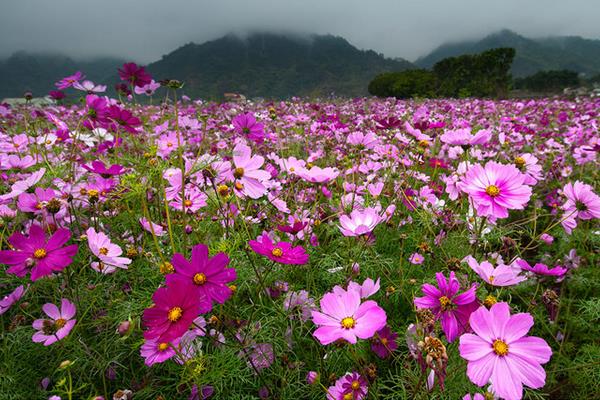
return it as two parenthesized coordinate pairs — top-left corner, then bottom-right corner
(416, 29), (600, 77)
(1, 30), (600, 99)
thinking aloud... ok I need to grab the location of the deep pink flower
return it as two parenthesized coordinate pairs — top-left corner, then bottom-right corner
(233, 113), (265, 143)
(459, 302), (552, 400)
(339, 207), (382, 237)
(311, 289), (387, 345)
(327, 372), (368, 400)
(83, 94), (109, 130)
(370, 326), (398, 358)
(48, 90), (66, 101)
(248, 233), (309, 265)
(55, 71), (84, 90)
(118, 62), (152, 87)
(166, 243), (236, 305)
(143, 280), (210, 343)
(107, 105), (142, 134)
(414, 272), (479, 342)
(82, 160), (126, 177)
(0, 225), (78, 281)
(32, 299), (76, 346)
(514, 259), (567, 277)
(460, 161), (532, 219)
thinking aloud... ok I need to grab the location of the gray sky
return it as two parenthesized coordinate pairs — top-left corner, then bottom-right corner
(1, 0), (598, 63)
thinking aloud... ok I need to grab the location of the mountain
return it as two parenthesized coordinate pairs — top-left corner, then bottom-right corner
(415, 30), (600, 77)
(0, 52), (125, 99)
(146, 33), (414, 99)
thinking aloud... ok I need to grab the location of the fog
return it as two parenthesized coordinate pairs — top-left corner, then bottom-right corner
(1, 0), (598, 63)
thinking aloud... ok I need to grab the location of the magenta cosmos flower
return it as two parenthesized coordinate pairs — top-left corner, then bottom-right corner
(232, 142), (271, 199)
(118, 62), (152, 87)
(414, 272), (479, 342)
(83, 160), (126, 177)
(140, 337), (180, 367)
(370, 326), (399, 359)
(143, 280), (211, 343)
(560, 181), (600, 234)
(460, 161), (532, 219)
(338, 207), (382, 237)
(514, 259), (567, 278)
(166, 243), (236, 305)
(55, 71), (84, 89)
(459, 302), (552, 400)
(0, 285), (26, 314)
(311, 288), (387, 345)
(0, 225), (78, 281)
(327, 372), (369, 400)
(249, 233), (309, 265)
(32, 299), (76, 346)
(232, 113), (265, 143)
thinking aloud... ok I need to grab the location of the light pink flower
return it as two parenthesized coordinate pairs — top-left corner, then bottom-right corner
(32, 299), (76, 346)
(464, 255), (527, 287)
(232, 142), (270, 199)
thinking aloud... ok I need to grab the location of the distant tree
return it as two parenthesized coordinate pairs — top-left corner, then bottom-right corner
(514, 70), (580, 92)
(369, 48), (515, 99)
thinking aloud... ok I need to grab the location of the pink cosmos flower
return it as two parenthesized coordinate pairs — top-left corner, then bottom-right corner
(440, 128), (491, 146)
(460, 161), (532, 219)
(332, 277), (380, 299)
(514, 259), (567, 278)
(232, 113), (265, 143)
(409, 252), (425, 265)
(414, 272), (479, 342)
(17, 187), (58, 214)
(55, 71), (84, 89)
(134, 80), (161, 96)
(464, 255), (527, 287)
(0, 285), (26, 314)
(143, 280), (211, 343)
(73, 80), (106, 93)
(0, 168), (46, 201)
(166, 243), (236, 305)
(32, 299), (76, 346)
(338, 207), (382, 237)
(139, 217), (166, 237)
(107, 105), (142, 134)
(459, 302), (552, 400)
(232, 142), (270, 199)
(462, 394), (485, 400)
(86, 227), (131, 273)
(248, 233), (309, 265)
(311, 288), (387, 345)
(0, 225), (78, 281)
(140, 337), (180, 366)
(513, 154), (542, 185)
(295, 166), (339, 184)
(560, 181), (600, 234)
(326, 372), (369, 400)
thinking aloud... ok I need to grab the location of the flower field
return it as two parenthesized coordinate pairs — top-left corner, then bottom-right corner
(0, 68), (599, 400)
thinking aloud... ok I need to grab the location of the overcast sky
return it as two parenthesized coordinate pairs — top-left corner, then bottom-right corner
(1, 0), (598, 63)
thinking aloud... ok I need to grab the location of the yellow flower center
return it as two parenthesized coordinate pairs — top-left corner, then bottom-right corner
(492, 339), (509, 356)
(158, 342), (169, 351)
(33, 248), (47, 259)
(193, 273), (207, 285)
(87, 189), (99, 197)
(485, 185), (500, 197)
(99, 247), (109, 255)
(217, 184), (230, 196)
(234, 181), (244, 190)
(341, 316), (356, 329)
(271, 247), (283, 257)
(439, 296), (452, 309)
(167, 307), (183, 322)
(233, 167), (245, 179)
(343, 394), (353, 400)
(488, 275), (495, 284)
(184, 199), (193, 207)
(381, 337), (389, 345)
(351, 380), (361, 390)
(484, 295), (497, 307)
(418, 139), (430, 147)
(515, 156), (526, 168)
(54, 318), (67, 329)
